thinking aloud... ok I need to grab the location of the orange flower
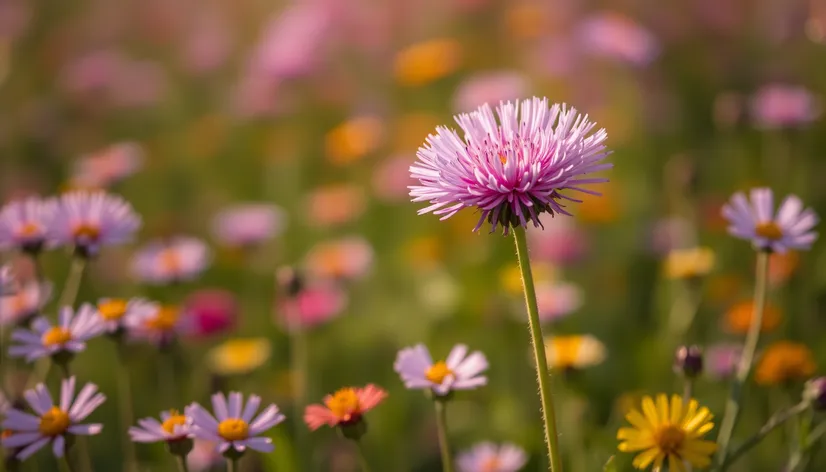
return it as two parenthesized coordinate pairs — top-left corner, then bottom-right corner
(393, 39), (462, 87)
(305, 184), (366, 227)
(768, 251), (799, 286)
(724, 300), (782, 334)
(304, 385), (387, 431)
(755, 341), (817, 385)
(325, 116), (384, 165)
(576, 183), (620, 224)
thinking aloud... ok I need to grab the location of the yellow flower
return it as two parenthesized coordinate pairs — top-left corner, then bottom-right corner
(394, 39), (462, 87)
(544, 334), (606, 370)
(664, 247), (715, 279)
(755, 341), (817, 386)
(618, 394), (717, 471)
(325, 116), (384, 165)
(500, 263), (558, 296)
(207, 338), (271, 376)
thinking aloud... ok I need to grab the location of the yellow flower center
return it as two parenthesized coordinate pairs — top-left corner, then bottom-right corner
(72, 223), (101, 241)
(18, 222), (41, 237)
(98, 299), (128, 321)
(325, 388), (361, 421)
(39, 407), (70, 436)
(41, 327), (72, 347)
(217, 418), (249, 441)
(654, 424), (685, 455)
(425, 361), (454, 384)
(755, 222), (783, 240)
(161, 411), (188, 435)
(481, 457), (502, 472)
(498, 154), (508, 165)
(144, 306), (179, 332)
(160, 249), (181, 273)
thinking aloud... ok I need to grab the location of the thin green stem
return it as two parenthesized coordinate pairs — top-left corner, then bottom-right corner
(115, 344), (137, 472)
(57, 362), (71, 380)
(75, 437), (93, 472)
(682, 377), (694, 406)
(226, 457), (237, 472)
(57, 258), (86, 310)
(175, 455), (190, 472)
(57, 456), (74, 472)
(434, 400), (455, 472)
(288, 307), (309, 468)
(512, 226), (562, 472)
(722, 401), (809, 470)
(714, 251), (770, 469)
(353, 440), (372, 472)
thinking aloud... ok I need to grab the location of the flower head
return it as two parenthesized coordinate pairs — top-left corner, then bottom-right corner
(0, 197), (57, 254)
(277, 282), (346, 331)
(131, 236), (211, 285)
(456, 442), (528, 472)
(0, 281), (51, 327)
(70, 142), (144, 189)
(48, 191), (141, 257)
(189, 392), (285, 455)
(207, 338), (271, 376)
(409, 97), (611, 234)
(755, 341), (817, 385)
(304, 237), (373, 281)
(804, 377), (826, 411)
(394, 39), (462, 87)
(304, 384), (387, 431)
(721, 188), (818, 253)
(129, 408), (193, 443)
(179, 289), (237, 338)
(211, 204), (285, 248)
(8, 304), (103, 362)
(674, 346), (703, 378)
(125, 304), (184, 347)
(577, 12), (659, 66)
(96, 297), (157, 334)
(664, 247), (715, 279)
(705, 343), (742, 380)
(618, 394), (716, 471)
(750, 84), (821, 129)
(394, 344), (488, 397)
(1, 377), (104, 460)
(544, 334), (606, 370)
(724, 300), (782, 334)
(535, 281), (583, 322)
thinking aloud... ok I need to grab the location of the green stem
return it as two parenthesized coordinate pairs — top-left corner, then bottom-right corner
(115, 344), (138, 472)
(226, 457), (238, 472)
(57, 362), (71, 380)
(57, 456), (74, 472)
(353, 440), (372, 472)
(288, 308), (309, 468)
(683, 377), (694, 406)
(434, 399), (455, 472)
(512, 226), (562, 472)
(57, 258), (86, 310)
(175, 455), (190, 472)
(722, 401), (809, 470)
(714, 251), (770, 469)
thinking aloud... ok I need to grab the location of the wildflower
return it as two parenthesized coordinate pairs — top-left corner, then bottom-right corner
(187, 439), (223, 472)
(8, 304), (103, 363)
(409, 97), (611, 234)
(325, 116), (384, 165)
(750, 84), (821, 129)
(96, 297), (157, 335)
(724, 300), (782, 334)
(674, 346), (703, 378)
(70, 142), (144, 189)
(755, 341), (817, 385)
(306, 184), (366, 227)
(721, 188), (818, 253)
(277, 282), (347, 331)
(304, 385), (387, 432)
(394, 39), (461, 87)
(664, 247), (715, 279)
(0, 281), (51, 326)
(131, 236), (211, 285)
(1, 377), (104, 459)
(304, 237), (373, 281)
(180, 289), (237, 338)
(452, 71), (528, 113)
(535, 281), (583, 322)
(456, 442), (528, 472)
(705, 344), (742, 380)
(189, 392), (285, 454)
(373, 154), (418, 202)
(0, 197), (57, 254)
(617, 394), (716, 471)
(803, 377), (826, 411)
(211, 204), (285, 248)
(394, 344), (488, 397)
(207, 338), (271, 376)
(527, 219), (589, 265)
(544, 335), (606, 371)
(768, 251), (799, 286)
(129, 409), (192, 443)
(125, 304), (183, 347)
(0, 264), (16, 296)
(577, 12), (659, 66)
(48, 191), (141, 257)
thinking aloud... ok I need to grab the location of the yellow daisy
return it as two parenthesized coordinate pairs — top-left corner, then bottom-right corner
(618, 394), (717, 472)
(207, 338), (271, 376)
(544, 334), (606, 370)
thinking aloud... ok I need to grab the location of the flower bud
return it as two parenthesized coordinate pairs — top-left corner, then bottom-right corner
(804, 377), (826, 410)
(675, 345), (704, 378)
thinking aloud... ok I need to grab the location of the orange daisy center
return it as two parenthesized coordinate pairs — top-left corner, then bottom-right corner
(755, 221), (783, 240)
(18, 222), (41, 238)
(325, 388), (361, 421)
(39, 407), (70, 436)
(144, 306), (179, 332)
(425, 361), (453, 384)
(653, 424), (685, 455)
(98, 299), (128, 321)
(42, 327), (72, 347)
(217, 418), (249, 441)
(161, 411), (187, 435)
(72, 223), (101, 241)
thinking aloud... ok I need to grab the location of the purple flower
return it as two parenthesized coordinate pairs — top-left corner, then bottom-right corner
(409, 97), (611, 234)
(0, 280), (52, 327)
(129, 409), (193, 443)
(750, 84), (821, 129)
(0, 197), (58, 254)
(211, 204), (286, 248)
(535, 281), (582, 322)
(70, 142), (144, 189)
(394, 344), (488, 397)
(188, 392), (285, 455)
(705, 343), (742, 380)
(8, 304), (103, 362)
(721, 188), (818, 253)
(456, 442), (528, 472)
(96, 297), (158, 334)
(131, 236), (211, 285)
(48, 191), (141, 257)
(1, 377), (104, 460)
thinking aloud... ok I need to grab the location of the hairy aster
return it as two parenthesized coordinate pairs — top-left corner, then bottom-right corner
(409, 97), (611, 234)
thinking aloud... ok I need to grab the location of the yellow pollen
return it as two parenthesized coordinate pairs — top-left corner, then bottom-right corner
(755, 221), (783, 240)
(38, 407), (70, 436)
(481, 457), (502, 472)
(98, 299), (128, 321)
(425, 361), (454, 384)
(161, 411), (188, 435)
(217, 418), (249, 441)
(654, 424), (685, 455)
(144, 306), (179, 332)
(325, 388), (361, 421)
(18, 222), (41, 237)
(41, 327), (72, 347)
(498, 154), (508, 165)
(72, 223), (101, 241)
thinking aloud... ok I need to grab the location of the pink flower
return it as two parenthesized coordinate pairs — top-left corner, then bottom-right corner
(70, 142), (144, 189)
(750, 84), (821, 129)
(577, 12), (659, 66)
(373, 154), (417, 202)
(304, 384), (387, 431)
(304, 237), (373, 281)
(277, 283), (347, 331)
(181, 11), (233, 75)
(535, 281), (583, 322)
(452, 71), (529, 113)
(211, 204), (286, 248)
(527, 218), (589, 265)
(180, 289), (238, 338)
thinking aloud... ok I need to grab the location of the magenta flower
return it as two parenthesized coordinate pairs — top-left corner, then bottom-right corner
(721, 188), (818, 253)
(705, 343), (742, 380)
(576, 12), (659, 67)
(48, 191), (141, 257)
(277, 283), (346, 331)
(409, 97), (611, 234)
(750, 84), (821, 129)
(180, 289), (238, 338)
(456, 442), (528, 472)
(0, 197), (58, 254)
(211, 204), (285, 248)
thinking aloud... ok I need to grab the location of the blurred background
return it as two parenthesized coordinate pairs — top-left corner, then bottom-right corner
(2, 0), (826, 471)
